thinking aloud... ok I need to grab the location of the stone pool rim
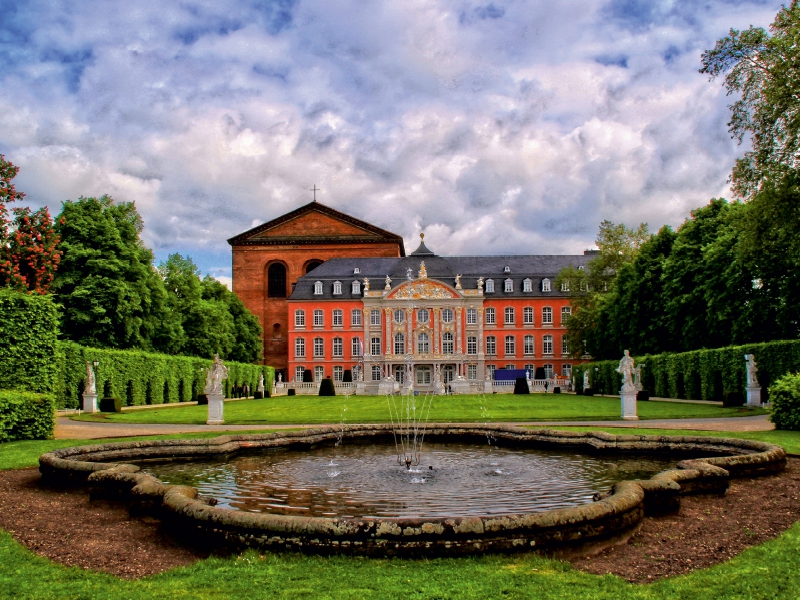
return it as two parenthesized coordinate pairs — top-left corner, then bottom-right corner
(38, 425), (787, 556)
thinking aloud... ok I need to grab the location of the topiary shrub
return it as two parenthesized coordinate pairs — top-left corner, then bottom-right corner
(769, 373), (800, 430)
(319, 378), (336, 396)
(343, 369), (353, 383)
(583, 388), (594, 396)
(303, 369), (314, 383)
(513, 377), (529, 394)
(723, 391), (745, 407)
(254, 391), (264, 399)
(99, 397), (123, 412)
(287, 388), (296, 396)
(196, 394), (208, 405)
(637, 391), (650, 401)
(0, 390), (55, 441)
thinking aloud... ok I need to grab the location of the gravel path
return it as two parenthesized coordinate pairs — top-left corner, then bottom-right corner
(54, 414), (773, 440)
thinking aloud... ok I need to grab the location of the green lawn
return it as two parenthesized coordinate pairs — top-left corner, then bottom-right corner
(2, 427), (797, 598)
(70, 394), (766, 425)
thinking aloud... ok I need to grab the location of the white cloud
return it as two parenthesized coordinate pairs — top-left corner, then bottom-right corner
(0, 0), (784, 275)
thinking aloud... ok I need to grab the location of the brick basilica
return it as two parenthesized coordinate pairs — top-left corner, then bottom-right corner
(229, 201), (591, 389)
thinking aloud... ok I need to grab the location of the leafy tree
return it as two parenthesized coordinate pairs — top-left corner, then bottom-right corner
(0, 155), (61, 293)
(701, 1), (800, 197)
(52, 196), (172, 350)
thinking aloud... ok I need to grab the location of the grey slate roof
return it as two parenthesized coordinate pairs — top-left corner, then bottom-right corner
(289, 250), (593, 300)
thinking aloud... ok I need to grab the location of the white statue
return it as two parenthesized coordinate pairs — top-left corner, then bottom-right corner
(84, 362), (96, 395)
(277, 372), (283, 383)
(363, 277), (370, 291)
(633, 363), (645, 392)
(477, 277), (484, 291)
(617, 350), (635, 392)
(257, 373), (265, 393)
(419, 261), (427, 279)
(745, 354), (759, 387)
(485, 368), (492, 381)
(583, 369), (589, 390)
(455, 274), (462, 289)
(385, 275), (391, 290)
(204, 354), (229, 395)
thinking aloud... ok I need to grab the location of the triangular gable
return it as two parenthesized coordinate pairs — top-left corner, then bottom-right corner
(387, 279), (458, 300)
(228, 202), (405, 255)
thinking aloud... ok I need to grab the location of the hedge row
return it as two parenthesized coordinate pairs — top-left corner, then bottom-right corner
(0, 290), (59, 393)
(0, 390), (56, 441)
(573, 339), (800, 401)
(55, 341), (275, 409)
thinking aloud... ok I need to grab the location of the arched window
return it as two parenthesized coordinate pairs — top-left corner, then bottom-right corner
(523, 278), (532, 292)
(332, 337), (343, 357)
(394, 333), (405, 354)
(485, 278), (495, 293)
(294, 310), (305, 327)
(485, 308), (496, 324)
(272, 323), (282, 339)
(542, 307), (553, 324)
(313, 337), (324, 357)
(417, 332), (430, 354)
(313, 281), (323, 295)
(333, 281), (342, 295)
(442, 332), (454, 354)
(306, 260), (323, 274)
(542, 278), (551, 292)
(267, 263), (287, 298)
(294, 337), (305, 358)
(417, 308), (429, 323)
(351, 309), (362, 326)
(332, 309), (343, 326)
(504, 335), (516, 356)
(543, 335), (553, 355)
(504, 278), (513, 292)
(486, 335), (497, 355)
(351, 280), (361, 294)
(523, 306), (534, 324)
(394, 309), (405, 323)
(524, 335), (534, 355)
(504, 307), (515, 324)
(313, 309), (323, 327)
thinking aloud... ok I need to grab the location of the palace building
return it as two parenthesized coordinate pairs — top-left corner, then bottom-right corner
(286, 234), (592, 390)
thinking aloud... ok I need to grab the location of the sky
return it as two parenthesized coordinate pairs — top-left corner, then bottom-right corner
(0, 0), (784, 287)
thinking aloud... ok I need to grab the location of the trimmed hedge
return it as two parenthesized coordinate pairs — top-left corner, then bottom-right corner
(0, 290), (58, 393)
(55, 341), (274, 409)
(574, 339), (800, 401)
(0, 390), (55, 441)
(318, 378), (336, 396)
(770, 373), (800, 430)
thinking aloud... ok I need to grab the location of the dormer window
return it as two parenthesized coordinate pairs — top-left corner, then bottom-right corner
(504, 278), (513, 292)
(542, 278), (551, 292)
(503, 265), (511, 273)
(523, 278), (532, 292)
(352, 280), (361, 294)
(333, 281), (342, 295)
(313, 281), (323, 295)
(353, 267), (360, 274)
(485, 279), (495, 293)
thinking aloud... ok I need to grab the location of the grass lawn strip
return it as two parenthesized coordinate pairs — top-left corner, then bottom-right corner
(69, 394), (766, 425)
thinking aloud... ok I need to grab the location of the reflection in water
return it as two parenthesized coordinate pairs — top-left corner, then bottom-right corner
(141, 443), (677, 519)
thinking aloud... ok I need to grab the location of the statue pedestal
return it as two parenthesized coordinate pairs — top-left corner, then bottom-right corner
(82, 393), (98, 413)
(378, 379), (395, 395)
(355, 382), (365, 395)
(483, 380), (493, 394)
(206, 393), (225, 425)
(451, 379), (470, 395)
(746, 386), (762, 407)
(620, 389), (638, 420)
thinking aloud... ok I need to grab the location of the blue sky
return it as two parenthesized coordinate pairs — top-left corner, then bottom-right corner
(0, 0), (783, 286)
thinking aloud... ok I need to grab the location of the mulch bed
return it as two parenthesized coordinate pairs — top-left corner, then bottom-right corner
(0, 459), (797, 581)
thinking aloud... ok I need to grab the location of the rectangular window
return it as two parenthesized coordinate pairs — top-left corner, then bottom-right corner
(523, 306), (534, 324)
(370, 309), (381, 326)
(467, 364), (477, 380)
(352, 337), (362, 356)
(416, 367), (431, 385)
(486, 336), (496, 355)
(467, 336), (477, 355)
(394, 334), (405, 355)
(542, 307), (553, 324)
(543, 364), (554, 378)
(332, 337), (343, 357)
(313, 337), (324, 357)
(371, 365), (382, 381)
(294, 366), (305, 382)
(295, 310), (305, 327)
(466, 308), (477, 324)
(295, 337), (305, 358)
(333, 366), (343, 381)
(314, 366), (324, 381)
(524, 335), (534, 355)
(561, 336), (569, 355)
(562, 363), (572, 377)
(504, 307), (515, 324)
(561, 306), (571, 323)
(351, 309), (362, 326)
(333, 309), (343, 327)
(505, 335), (516, 356)
(523, 279), (532, 292)
(485, 279), (495, 293)
(371, 337), (381, 355)
(505, 363), (516, 370)
(313, 310), (323, 327)
(487, 364), (496, 379)
(504, 279), (513, 292)
(543, 335), (553, 355)
(485, 308), (495, 325)
(561, 281), (569, 292)
(333, 281), (342, 295)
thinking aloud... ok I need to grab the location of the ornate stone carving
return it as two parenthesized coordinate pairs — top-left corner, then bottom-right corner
(419, 261), (427, 279)
(455, 274), (462, 289)
(205, 354), (229, 395)
(389, 280), (457, 300)
(385, 275), (391, 290)
(363, 277), (370, 291)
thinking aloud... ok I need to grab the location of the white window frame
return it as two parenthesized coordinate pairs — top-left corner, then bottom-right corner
(542, 278), (551, 292)
(371, 365), (382, 381)
(313, 281), (323, 295)
(333, 281), (342, 295)
(562, 363), (572, 377)
(542, 307), (553, 324)
(486, 335), (497, 355)
(504, 278), (513, 293)
(543, 334), (553, 355)
(314, 366), (324, 382)
(485, 279), (495, 293)
(504, 307), (515, 325)
(524, 335), (534, 355)
(466, 308), (477, 325)
(487, 364), (496, 379)
(442, 308), (454, 323)
(332, 337), (343, 357)
(351, 280), (361, 294)
(370, 337), (381, 356)
(417, 332), (430, 354)
(416, 366), (431, 385)
(523, 306), (534, 324)
(561, 306), (571, 323)
(333, 366), (344, 381)
(417, 309), (430, 324)
(394, 309), (404, 323)
(562, 336), (569, 355)
(467, 364), (477, 380)
(295, 310), (306, 328)
(295, 337), (305, 358)
(485, 307), (496, 325)
(370, 310), (381, 326)
(294, 366), (305, 382)
(442, 332), (454, 354)
(561, 281), (570, 292)
(351, 309), (362, 326)
(523, 278), (532, 292)
(313, 309), (323, 327)
(505, 363), (516, 370)
(332, 309), (343, 327)
(313, 337), (324, 357)
(505, 335), (516, 356)
(467, 335), (477, 355)
(394, 333), (405, 355)
(543, 363), (554, 378)
(352, 337), (362, 357)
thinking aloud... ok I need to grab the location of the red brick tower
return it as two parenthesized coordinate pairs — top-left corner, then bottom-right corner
(228, 201), (405, 374)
